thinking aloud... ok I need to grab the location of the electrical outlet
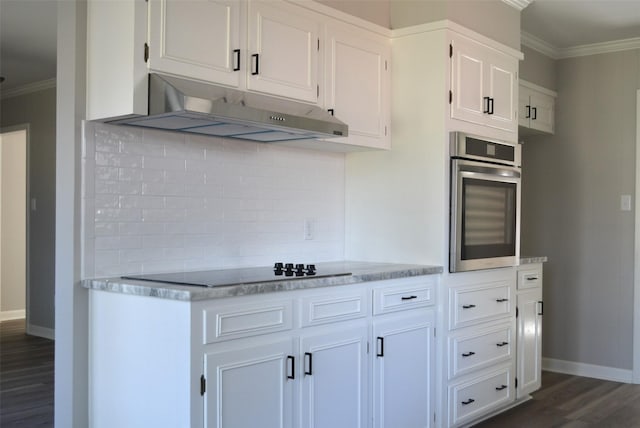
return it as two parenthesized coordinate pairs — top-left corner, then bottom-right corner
(304, 219), (315, 240)
(621, 194), (632, 211)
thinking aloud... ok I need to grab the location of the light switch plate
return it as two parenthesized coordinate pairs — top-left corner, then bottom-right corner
(621, 194), (632, 211)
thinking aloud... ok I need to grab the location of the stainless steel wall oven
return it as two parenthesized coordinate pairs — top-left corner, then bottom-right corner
(450, 132), (521, 272)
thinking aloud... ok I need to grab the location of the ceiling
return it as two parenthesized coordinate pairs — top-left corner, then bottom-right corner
(0, 0), (639, 92)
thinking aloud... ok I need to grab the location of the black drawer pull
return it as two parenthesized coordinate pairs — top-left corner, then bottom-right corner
(461, 351), (476, 357)
(401, 295), (418, 301)
(488, 97), (495, 115)
(527, 276), (538, 281)
(462, 304), (476, 309)
(538, 301), (544, 316)
(483, 96), (490, 114)
(532, 106), (537, 120)
(376, 336), (384, 357)
(461, 398), (475, 405)
(525, 105), (531, 118)
(496, 341), (509, 347)
(233, 49), (241, 71)
(495, 384), (508, 391)
(304, 352), (313, 376)
(287, 355), (295, 380)
(251, 53), (260, 75)
(496, 298), (508, 303)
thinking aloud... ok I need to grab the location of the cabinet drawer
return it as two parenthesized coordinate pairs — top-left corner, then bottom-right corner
(373, 277), (436, 315)
(448, 365), (514, 427)
(203, 299), (293, 344)
(449, 282), (512, 329)
(517, 268), (542, 290)
(448, 323), (513, 379)
(301, 289), (368, 327)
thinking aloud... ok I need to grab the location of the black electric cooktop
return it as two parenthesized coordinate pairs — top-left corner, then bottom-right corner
(121, 263), (352, 288)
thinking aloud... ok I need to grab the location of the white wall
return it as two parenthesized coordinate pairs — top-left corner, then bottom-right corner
(0, 129), (27, 318)
(82, 122), (346, 278)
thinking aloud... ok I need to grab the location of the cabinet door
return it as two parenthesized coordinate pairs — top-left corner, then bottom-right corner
(372, 311), (435, 428)
(450, 34), (487, 126)
(247, 1), (320, 103)
(486, 51), (518, 133)
(300, 324), (368, 428)
(324, 22), (391, 149)
(529, 91), (555, 134)
(204, 338), (296, 428)
(516, 287), (543, 398)
(148, 0), (243, 88)
(518, 87), (532, 128)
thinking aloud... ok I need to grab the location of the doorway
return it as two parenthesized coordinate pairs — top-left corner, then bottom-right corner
(0, 127), (28, 322)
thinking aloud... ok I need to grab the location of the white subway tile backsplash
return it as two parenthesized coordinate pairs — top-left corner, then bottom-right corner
(82, 122), (345, 278)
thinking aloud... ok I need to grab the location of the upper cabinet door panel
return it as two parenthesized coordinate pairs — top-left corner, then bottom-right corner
(529, 91), (554, 134)
(451, 35), (486, 125)
(325, 22), (390, 149)
(149, 0), (243, 88)
(247, 1), (319, 103)
(486, 52), (517, 133)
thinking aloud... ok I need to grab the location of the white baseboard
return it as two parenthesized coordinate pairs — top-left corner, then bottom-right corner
(543, 357), (633, 383)
(1, 309), (26, 321)
(27, 323), (55, 340)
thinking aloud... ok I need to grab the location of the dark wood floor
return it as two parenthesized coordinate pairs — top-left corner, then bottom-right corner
(1, 319), (54, 427)
(474, 371), (640, 427)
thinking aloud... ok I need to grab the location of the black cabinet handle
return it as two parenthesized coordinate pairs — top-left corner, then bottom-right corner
(327, 108), (334, 116)
(401, 295), (418, 301)
(233, 49), (241, 71)
(526, 105), (531, 118)
(462, 304), (476, 309)
(527, 276), (539, 281)
(287, 355), (295, 380)
(532, 106), (537, 120)
(538, 301), (544, 316)
(488, 97), (495, 115)
(496, 298), (508, 303)
(251, 53), (260, 75)
(304, 352), (313, 376)
(462, 351), (476, 357)
(496, 341), (509, 347)
(483, 96), (490, 114)
(495, 385), (508, 391)
(377, 336), (384, 357)
(461, 398), (475, 405)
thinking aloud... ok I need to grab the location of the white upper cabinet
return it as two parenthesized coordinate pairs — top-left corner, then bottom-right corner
(450, 32), (518, 135)
(148, 0), (244, 88)
(247, 1), (320, 103)
(519, 80), (556, 135)
(323, 21), (391, 150)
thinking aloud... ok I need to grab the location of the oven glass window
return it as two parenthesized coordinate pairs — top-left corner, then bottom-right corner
(461, 178), (517, 260)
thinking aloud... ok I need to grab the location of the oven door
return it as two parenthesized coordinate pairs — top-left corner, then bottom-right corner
(450, 159), (521, 272)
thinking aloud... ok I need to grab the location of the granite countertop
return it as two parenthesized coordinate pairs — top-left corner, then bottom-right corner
(82, 261), (443, 302)
(520, 256), (548, 264)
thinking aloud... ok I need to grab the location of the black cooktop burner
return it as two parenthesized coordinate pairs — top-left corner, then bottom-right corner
(121, 263), (352, 288)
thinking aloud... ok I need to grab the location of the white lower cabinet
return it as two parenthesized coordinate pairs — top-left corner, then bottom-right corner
(300, 325), (369, 428)
(372, 311), (435, 428)
(516, 264), (543, 399)
(204, 338), (297, 428)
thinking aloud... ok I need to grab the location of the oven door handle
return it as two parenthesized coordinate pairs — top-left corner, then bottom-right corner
(458, 163), (521, 178)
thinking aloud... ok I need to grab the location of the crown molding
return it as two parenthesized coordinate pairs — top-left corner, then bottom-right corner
(501, 0), (533, 11)
(522, 31), (640, 60)
(1, 78), (56, 100)
(559, 37), (640, 59)
(521, 31), (560, 59)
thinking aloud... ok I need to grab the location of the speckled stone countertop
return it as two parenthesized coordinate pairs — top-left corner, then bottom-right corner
(520, 256), (548, 264)
(82, 261), (443, 302)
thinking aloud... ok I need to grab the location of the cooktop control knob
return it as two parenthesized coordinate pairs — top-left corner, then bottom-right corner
(274, 262), (284, 275)
(295, 264), (305, 276)
(284, 263), (294, 276)
(306, 264), (316, 275)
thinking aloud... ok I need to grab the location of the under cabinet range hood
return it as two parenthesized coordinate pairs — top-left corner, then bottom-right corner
(109, 74), (348, 142)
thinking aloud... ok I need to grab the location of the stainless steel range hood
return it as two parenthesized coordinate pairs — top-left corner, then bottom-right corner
(109, 73), (348, 142)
